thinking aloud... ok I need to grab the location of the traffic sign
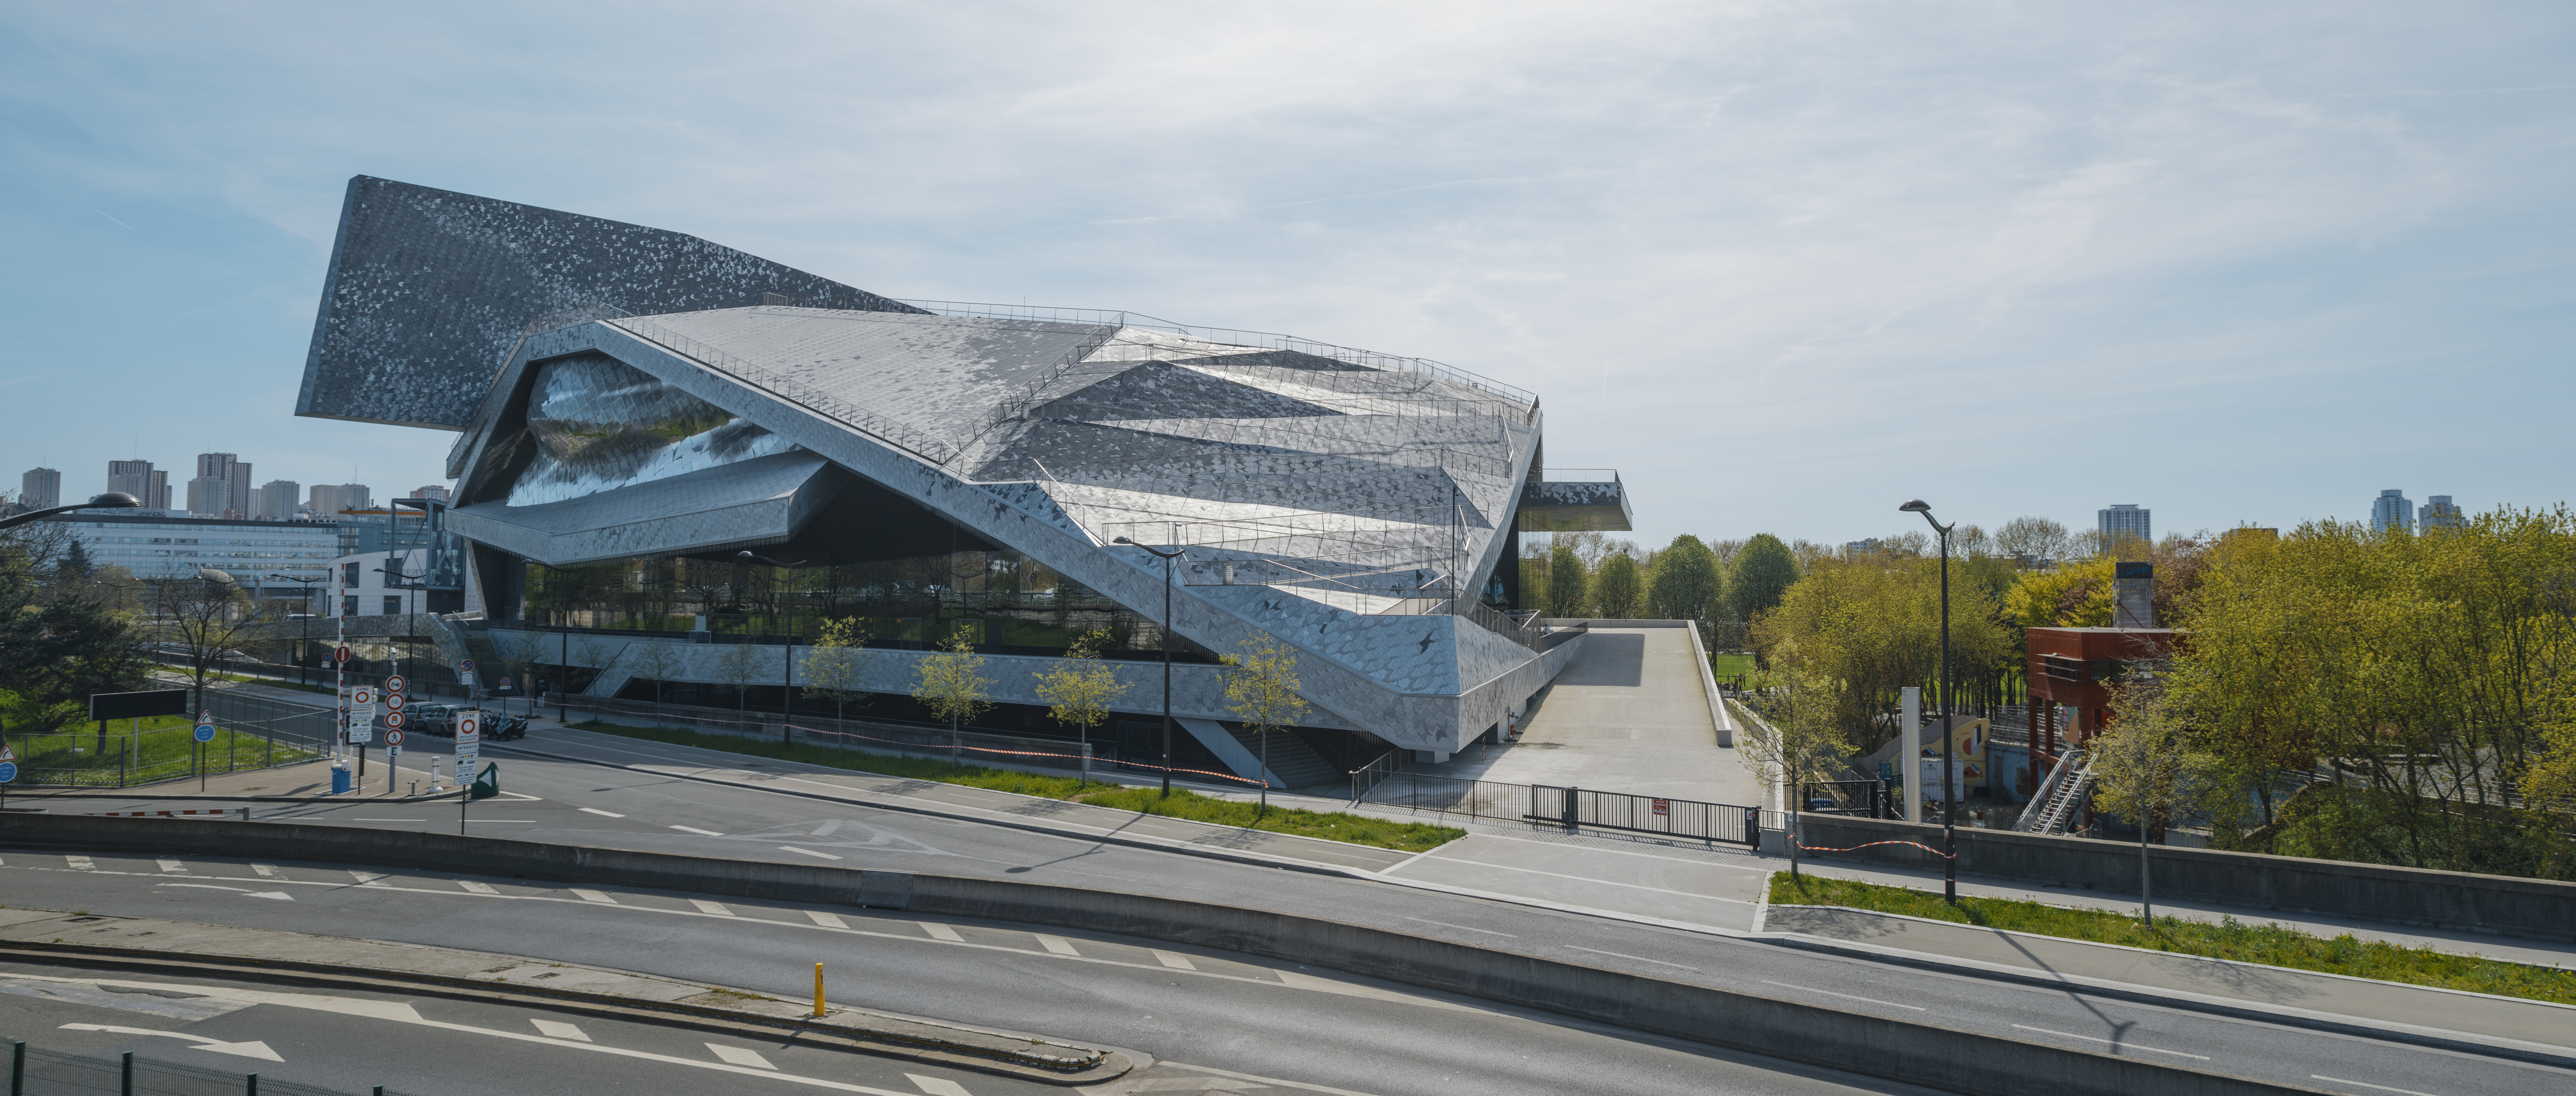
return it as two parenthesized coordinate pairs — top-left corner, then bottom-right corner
(352, 686), (374, 706)
(193, 723), (216, 744)
(454, 710), (481, 784)
(385, 674), (407, 694)
(459, 658), (475, 675)
(383, 711), (405, 729)
(0, 762), (18, 784)
(387, 744), (402, 758)
(385, 729), (404, 747)
(385, 692), (406, 712)
(335, 644), (352, 663)
(498, 677), (513, 690)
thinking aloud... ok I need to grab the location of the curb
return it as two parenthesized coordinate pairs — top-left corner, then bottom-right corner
(0, 938), (1130, 1085)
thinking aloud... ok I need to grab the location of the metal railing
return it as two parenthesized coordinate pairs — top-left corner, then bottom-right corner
(6, 691), (330, 789)
(1352, 769), (1763, 846)
(8, 1038), (426, 1095)
(1801, 779), (1898, 819)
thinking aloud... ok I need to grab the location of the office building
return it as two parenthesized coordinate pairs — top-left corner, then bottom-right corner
(106, 460), (171, 510)
(288, 175), (1633, 761)
(2371, 489), (2413, 533)
(308, 483), (373, 516)
(32, 511), (339, 591)
(2419, 495), (2463, 531)
(2098, 504), (2151, 552)
(20, 468), (61, 511)
(258, 480), (301, 521)
(190, 453), (253, 518)
(413, 484), (451, 504)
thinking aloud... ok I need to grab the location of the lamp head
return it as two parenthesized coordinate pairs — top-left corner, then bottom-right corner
(1898, 499), (1931, 513)
(1112, 536), (1136, 545)
(89, 492), (142, 509)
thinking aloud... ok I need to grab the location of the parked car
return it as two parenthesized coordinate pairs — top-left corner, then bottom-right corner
(407, 704), (459, 737)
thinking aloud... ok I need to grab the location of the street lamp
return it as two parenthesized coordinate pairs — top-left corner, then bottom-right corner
(738, 551), (809, 740)
(1112, 535), (1181, 798)
(0, 492), (140, 531)
(1899, 498), (1959, 904)
(266, 572), (327, 687)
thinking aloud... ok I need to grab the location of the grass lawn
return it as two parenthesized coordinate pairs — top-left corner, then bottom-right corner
(569, 720), (1464, 853)
(1768, 872), (2576, 1006)
(1707, 652), (1756, 678)
(13, 715), (318, 781)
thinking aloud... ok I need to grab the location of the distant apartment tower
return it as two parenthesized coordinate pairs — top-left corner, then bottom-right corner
(2370, 489), (2414, 533)
(2097, 504), (2151, 553)
(412, 484), (451, 505)
(189, 453), (253, 519)
(20, 468), (61, 511)
(1844, 537), (1883, 555)
(308, 483), (372, 515)
(106, 460), (170, 510)
(2419, 495), (2463, 531)
(258, 480), (301, 520)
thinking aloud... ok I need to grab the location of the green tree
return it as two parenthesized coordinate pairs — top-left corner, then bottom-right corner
(0, 544), (146, 734)
(1750, 553), (2011, 754)
(1739, 668), (1856, 878)
(1591, 552), (1645, 619)
(1223, 630), (1310, 818)
(1649, 534), (1724, 628)
(1033, 628), (1127, 787)
(802, 616), (872, 721)
(1725, 534), (1799, 624)
(913, 625), (994, 768)
(714, 642), (764, 718)
(1546, 541), (1590, 618)
(2093, 678), (2201, 923)
(1519, 550), (1549, 613)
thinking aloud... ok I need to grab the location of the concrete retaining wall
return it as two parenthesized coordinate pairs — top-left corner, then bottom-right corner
(2, 814), (2319, 1096)
(1795, 814), (2576, 941)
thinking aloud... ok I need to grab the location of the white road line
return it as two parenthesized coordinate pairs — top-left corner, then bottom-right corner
(57, 1024), (281, 1061)
(351, 818), (427, 823)
(1152, 950), (1197, 971)
(1034, 934), (1080, 956)
(532, 1019), (590, 1041)
(1759, 980), (1925, 1011)
(779, 845), (842, 860)
(669, 825), (724, 836)
(707, 1044), (776, 1069)
(2313, 1076), (2443, 1096)
(1402, 917), (1515, 937)
(571, 889), (618, 904)
(1390, 856), (1753, 905)
(1162, 1061), (1391, 1096)
(250, 864), (279, 877)
(156, 859), (185, 873)
(1562, 945), (1699, 972)
(579, 808), (626, 818)
(691, 899), (734, 916)
(919, 922), (966, 942)
(906, 1075), (973, 1096)
(66, 856), (94, 870)
(805, 911), (848, 929)
(2012, 1024), (2209, 1060)
(351, 871), (390, 887)
(458, 880), (500, 895)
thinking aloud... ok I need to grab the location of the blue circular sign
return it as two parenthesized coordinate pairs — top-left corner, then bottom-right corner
(193, 723), (216, 743)
(0, 761), (18, 783)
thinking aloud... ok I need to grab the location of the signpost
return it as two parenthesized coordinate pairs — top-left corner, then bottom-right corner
(1, 744), (17, 814)
(194, 720), (216, 791)
(459, 658), (476, 689)
(454, 709), (481, 833)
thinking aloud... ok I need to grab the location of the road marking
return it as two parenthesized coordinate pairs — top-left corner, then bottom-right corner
(67, 856), (94, 870)
(2313, 1077), (2442, 1096)
(670, 825), (724, 836)
(1402, 917), (1515, 937)
(351, 871), (391, 887)
(1563, 945), (1699, 972)
(572, 889), (618, 904)
(157, 859), (186, 873)
(920, 922), (966, 942)
(1152, 950), (1197, 971)
(907, 1075), (972, 1096)
(1163, 1061), (1390, 1095)
(352, 818), (427, 822)
(806, 911), (848, 929)
(459, 880), (500, 895)
(708, 1044), (776, 1069)
(59, 1024), (283, 1061)
(1759, 980), (1925, 1011)
(580, 808), (626, 818)
(532, 1019), (591, 1041)
(691, 899), (734, 916)
(779, 845), (843, 860)
(1034, 934), (1080, 956)
(156, 883), (294, 901)
(2012, 1024), (2209, 1060)
(251, 864), (279, 877)
(1388, 855), (1753, 905)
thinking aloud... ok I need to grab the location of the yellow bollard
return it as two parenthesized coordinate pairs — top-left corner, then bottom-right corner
(812, 962), (825, 1017)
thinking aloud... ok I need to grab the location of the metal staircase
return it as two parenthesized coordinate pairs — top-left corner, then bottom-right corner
(2015, 748), (2095, 835)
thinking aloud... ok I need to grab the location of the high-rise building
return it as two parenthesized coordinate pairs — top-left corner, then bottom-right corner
(259, 480), (301, 520)
(20, 468), (61, 510)
(2370, 489), (2413, 533)
(412, 484), (451, 504)
(2419, 495), (2463, 531)
(192, 453), (253, 518)
(2098, 504), (2151, 552)
(307, 483), (373, 516)
(106, 460), (171, 510)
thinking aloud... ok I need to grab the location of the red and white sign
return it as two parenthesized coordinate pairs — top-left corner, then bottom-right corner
(1650, 798), (1670, 817)
(352, 686), (374, 707)
(384, 730), (404, 747)
(384, 674), (407, 695)
(385, 692), (406, 712)
(383, 711), (405, 729)
(334, 644), (352, 663)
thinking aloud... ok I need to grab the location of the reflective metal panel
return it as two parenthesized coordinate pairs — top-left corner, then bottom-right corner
(508, 352), (798, 505)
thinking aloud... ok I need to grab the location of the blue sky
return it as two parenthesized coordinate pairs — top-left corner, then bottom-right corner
(4, 2), (2570, 548)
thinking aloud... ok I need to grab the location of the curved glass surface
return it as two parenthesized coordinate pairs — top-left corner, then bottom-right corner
(507, 352), (799, 506)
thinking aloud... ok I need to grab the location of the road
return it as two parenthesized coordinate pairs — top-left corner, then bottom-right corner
(11, 725), (2574, 1096)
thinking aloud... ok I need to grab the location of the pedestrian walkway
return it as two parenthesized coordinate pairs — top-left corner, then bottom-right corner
(1426, 626), (1761, 806)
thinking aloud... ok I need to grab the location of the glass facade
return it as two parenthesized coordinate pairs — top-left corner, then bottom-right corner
(509, 352), (798, 506)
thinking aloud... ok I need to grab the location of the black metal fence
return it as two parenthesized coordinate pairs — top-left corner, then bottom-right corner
(1352, 770), (1762, 847)
(5, 691), (332, 789)
(1801, 778), (1899, 819)
(6, 1039), (425, 1095)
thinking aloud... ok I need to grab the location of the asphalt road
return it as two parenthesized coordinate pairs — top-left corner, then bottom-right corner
(13, 727), (2574, 1096)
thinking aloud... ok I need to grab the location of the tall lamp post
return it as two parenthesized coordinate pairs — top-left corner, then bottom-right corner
(738, 552), (808, 740)
(1899, 498), (1959, 904)
(265, 572), (327, 687)
(1112, 535), (1181, 798)
(0, 492), (140, 531)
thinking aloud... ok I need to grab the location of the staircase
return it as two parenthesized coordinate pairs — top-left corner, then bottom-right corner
(2016, 748), (2095, 835)
(1226, 726), (1343, 790)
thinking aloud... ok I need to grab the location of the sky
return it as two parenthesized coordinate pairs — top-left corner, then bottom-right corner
(3, 2), (2571, 548)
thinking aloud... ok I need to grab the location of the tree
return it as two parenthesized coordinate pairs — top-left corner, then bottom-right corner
(2093, 678), (2199, 925)
(2004, 558), (2117, 628)
(1546, 541), (1590, 618)
(1751, 553), (2012, 754)
(625, 643), (681, 724)
(1994, 516), (2074, 567)
(1033, 628), (1127, 787)
(148, 570), (275, 726)
(1519, 548), (1550, 613)
(1223, 630), (1309, 818)
(714, 642), (764, 719)
(1725, 534), (1800, 625)
(1591, 552), (1645, 619)
(1648, 534), (1723, 629)
(1739, 668), (1856, 877)
(802, 616), (872, 722)
(0, 544), (146, 735)
(912, 625), (993, 768)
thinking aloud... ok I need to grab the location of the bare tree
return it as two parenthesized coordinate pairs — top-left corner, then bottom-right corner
(149, 569), (276, 725)
(1995, 516), (2073, 568)
(1738, 668), (1856, 877)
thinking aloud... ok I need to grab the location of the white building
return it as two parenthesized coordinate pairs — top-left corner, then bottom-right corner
(322, 546), (441, 618)
(2098, 504), (2151, 551)
(2370, 489), (2413, 533)
(40, 512), (340, 595)
(19, 468), (61, 511)
(106, 460), (170, 510)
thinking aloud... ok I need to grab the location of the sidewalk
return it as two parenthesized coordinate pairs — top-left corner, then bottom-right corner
(1425, 626), (1764, 806)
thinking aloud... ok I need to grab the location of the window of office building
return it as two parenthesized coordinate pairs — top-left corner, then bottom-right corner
(343, 595), (358, 616)
(383, 596), (403, 615)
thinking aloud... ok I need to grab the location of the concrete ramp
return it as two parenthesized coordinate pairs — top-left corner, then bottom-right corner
(1435, 624), (1759, 805)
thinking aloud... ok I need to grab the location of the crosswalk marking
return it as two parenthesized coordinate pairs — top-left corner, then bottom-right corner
(919, 922), (965, 942)
(907, 1075), (973, 1096)
(458, 880), (500, 895)
(805, 911), (848, 929)
(690, 899), (733, 916)
(578, 807), (626, 818)
(778, 845), (842, 860)
(156, 859), (186, 873)
(668, 825), (723, 836)
(250, 864), (279, 877)
(571, 889), (617, 904)
(1152, 950), (1197, 971)
(1034, 935), (1080, 956)
(705, 1044), (775, 1069)
(66, 856), (94, 871)
(532, 1019), (590, 1041)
